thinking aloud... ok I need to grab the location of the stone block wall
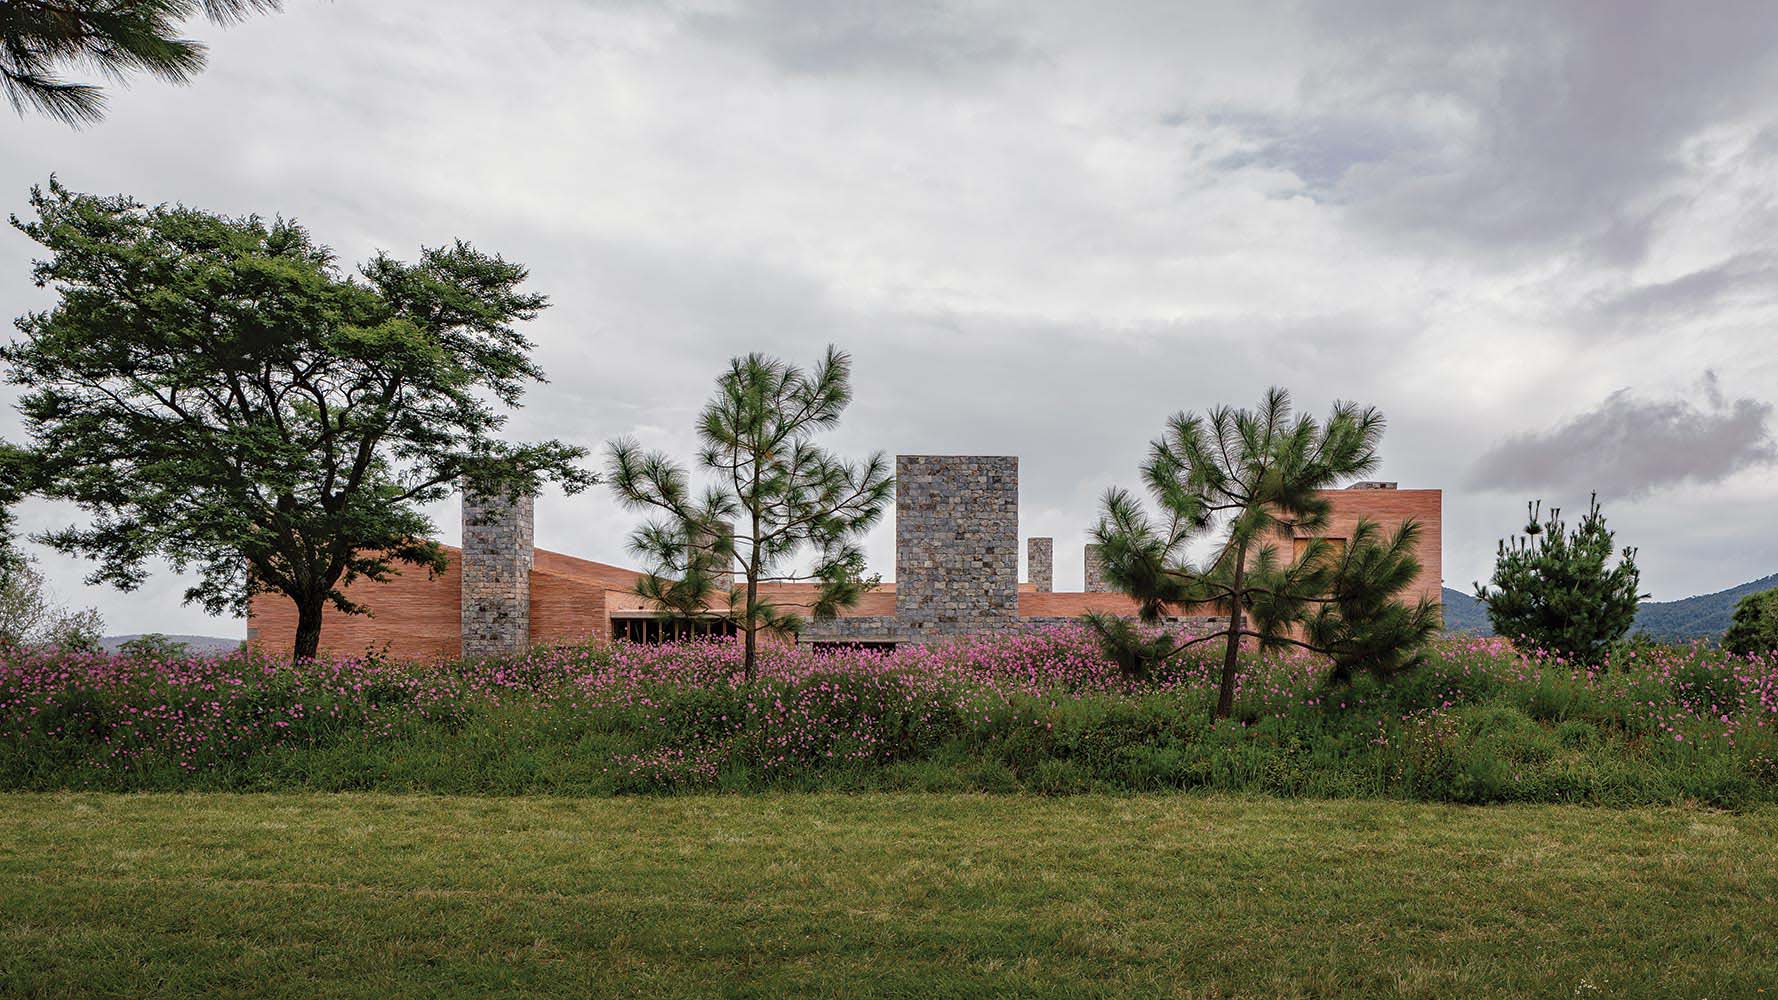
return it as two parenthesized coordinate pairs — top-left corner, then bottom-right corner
(894, 455), (1019, 637)
(1084, 543), (1109, 592)
(461, 490), (534, 659)
(800, 615), (901, 644)
(1028, 537), (1053, 593)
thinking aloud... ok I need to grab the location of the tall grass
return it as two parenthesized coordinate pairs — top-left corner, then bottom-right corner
(3, 626), (1775, 805)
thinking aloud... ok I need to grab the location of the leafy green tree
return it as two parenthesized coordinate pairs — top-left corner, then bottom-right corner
(607, 346), (893, 680)
(0, 548), (104, 651)
(2, 0), (279, 126)
(3, 181), (590, 660)
(117, 631), (191, 659)
(1722, 587), (1778, 657)
(1091, 387), (1439, 719)
(1474, 495), (1643, 666)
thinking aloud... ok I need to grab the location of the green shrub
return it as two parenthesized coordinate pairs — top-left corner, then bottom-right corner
(1723, 588), (1778, 657)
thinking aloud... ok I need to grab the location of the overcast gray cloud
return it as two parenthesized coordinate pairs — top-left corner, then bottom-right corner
(1469, 373), (1777, 500)
(1583, 251), (1778, 335)
(684, 0), (1028, 79)
(2, 0), (1777, 636)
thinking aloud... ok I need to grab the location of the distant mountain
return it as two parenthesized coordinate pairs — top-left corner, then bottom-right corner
(1631, 574), (1778, 642)
(1440, 574), (1778, 642)
(100, 634), (243, 655)
(1440, 588), (1491, 634)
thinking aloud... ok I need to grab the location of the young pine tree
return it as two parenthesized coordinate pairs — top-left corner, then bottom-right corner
(606, 346), (894, 681)
(1091, 387), (1440, 719)
(1474, 495), (1644, 665)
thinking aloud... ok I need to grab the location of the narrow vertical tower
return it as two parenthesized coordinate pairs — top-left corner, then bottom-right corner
(460, 489), (534, 659)
(895, 455), (1019, 636)
(1028, 537), (1053, 593)
(1084, 543), (1109, 593)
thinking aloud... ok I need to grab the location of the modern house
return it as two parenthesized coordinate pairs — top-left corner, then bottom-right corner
(245, 455), (1442, 661)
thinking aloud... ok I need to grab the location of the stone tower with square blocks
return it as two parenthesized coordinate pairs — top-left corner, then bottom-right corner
(1028, 537), (1053, 593)
(1084, 543), (1109, 592)
(461, 490), (534, 658)
(894, 455), (1019, 636)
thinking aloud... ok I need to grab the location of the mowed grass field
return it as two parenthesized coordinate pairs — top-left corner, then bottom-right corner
(3, 794), (1775, 999)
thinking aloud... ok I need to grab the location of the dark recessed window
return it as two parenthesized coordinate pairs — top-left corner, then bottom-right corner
(809, 640), (897, 654)
(612, 617), (738, 643)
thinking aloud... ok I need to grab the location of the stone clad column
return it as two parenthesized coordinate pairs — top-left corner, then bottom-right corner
(461, 489), (534, 659)
(1028, 537), (1053, 593)
(894, 455), (1019, 636)
(1084, 543), (1109, 593)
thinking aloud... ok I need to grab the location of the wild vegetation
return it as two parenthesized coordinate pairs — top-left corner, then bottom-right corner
(4, 627), (1774, 806)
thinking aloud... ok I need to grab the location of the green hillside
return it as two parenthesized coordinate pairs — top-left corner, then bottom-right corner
(1442, 574), (1778, 642)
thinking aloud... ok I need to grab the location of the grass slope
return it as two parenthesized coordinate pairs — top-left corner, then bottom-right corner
(3, 792), (1775, 999)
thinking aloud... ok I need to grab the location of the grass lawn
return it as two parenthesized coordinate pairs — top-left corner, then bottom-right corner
(2, 794), (1775, 999)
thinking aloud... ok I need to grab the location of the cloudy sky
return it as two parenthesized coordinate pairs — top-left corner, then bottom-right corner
(3, 0), (1777, 636)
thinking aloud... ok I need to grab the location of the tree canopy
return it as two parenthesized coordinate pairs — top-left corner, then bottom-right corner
(1722, 587), (1778, 657)
(607, 346), (893, 680)
(1090, 387), (1439, 718)
(2, 0), (280, 126)
(3, 180), (590, 659)
(1474, 495), (1643, 666)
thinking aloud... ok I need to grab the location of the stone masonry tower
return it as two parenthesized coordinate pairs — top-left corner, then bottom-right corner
(895, 455), (1019, 636)
(1084, 543), (1109, 592)
(1028, 537), (1053, 593)
(461, 490), (534, 658)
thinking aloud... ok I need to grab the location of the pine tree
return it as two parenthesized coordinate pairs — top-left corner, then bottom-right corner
(607, 346), (893, 681)
(2, 0), (280, 125)
(1474, 495), (1643, 665)
(1091, 387), (1440, 719)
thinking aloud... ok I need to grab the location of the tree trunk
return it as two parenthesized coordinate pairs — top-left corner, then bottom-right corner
(742, 606), (757, 682)
(1215, 546), (1247, 720)
(743, 516), (761, 682)
(293, 594), (325, 662)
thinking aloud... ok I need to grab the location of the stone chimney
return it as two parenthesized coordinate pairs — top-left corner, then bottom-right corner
(1028, 537), (1053, 593)
(894, 455), (1019, 636)
(461, 489), (534, 659)
(1084, 543), (1109, 593)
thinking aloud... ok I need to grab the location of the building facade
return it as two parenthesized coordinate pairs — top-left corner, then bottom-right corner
(246, 455), (1443, 660)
